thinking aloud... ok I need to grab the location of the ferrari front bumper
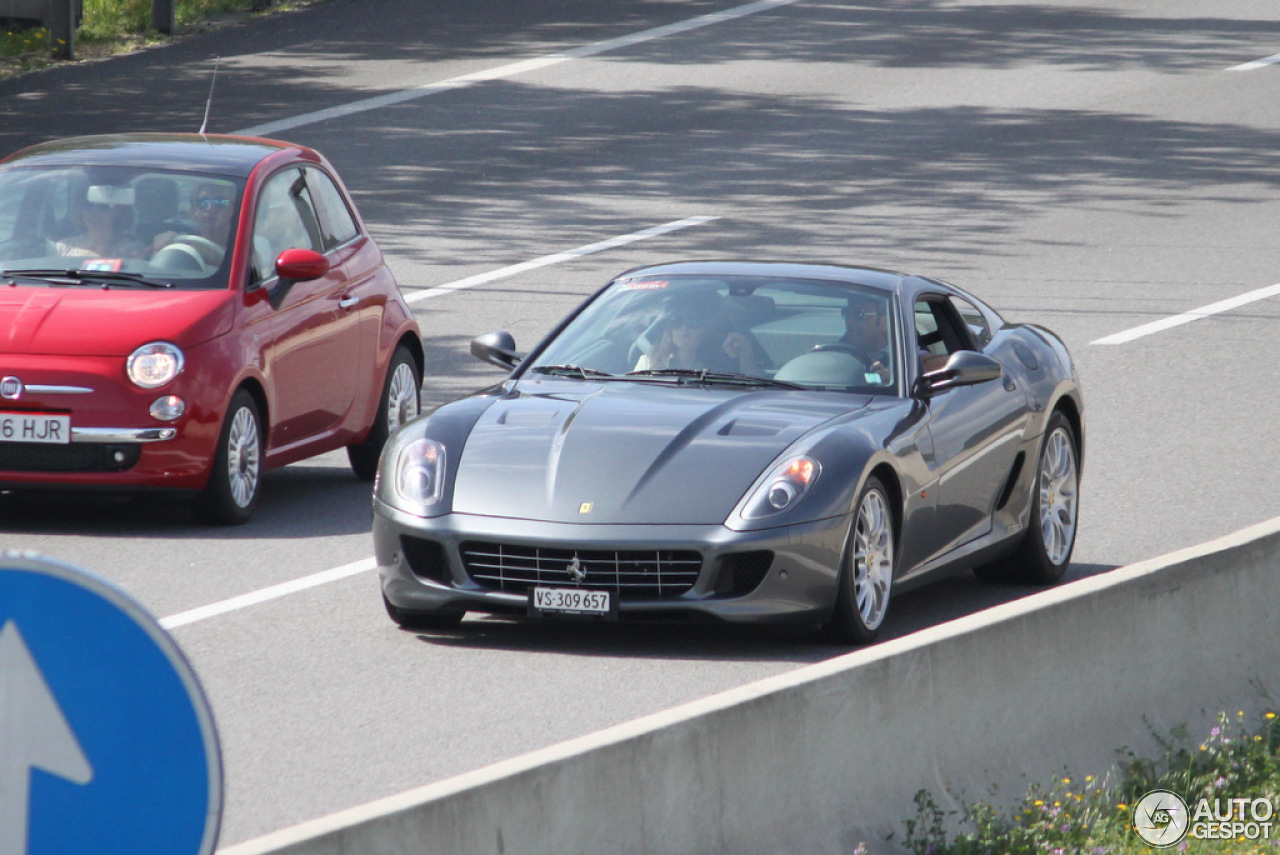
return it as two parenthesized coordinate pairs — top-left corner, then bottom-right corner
(374, 499), (851, 628)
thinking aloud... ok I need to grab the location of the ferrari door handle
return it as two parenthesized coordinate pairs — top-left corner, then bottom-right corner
(338, 295), (359, 310)
(1002, 376), (1016, 391)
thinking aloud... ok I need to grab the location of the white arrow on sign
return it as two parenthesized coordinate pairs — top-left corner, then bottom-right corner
(0, 619), (93, 855)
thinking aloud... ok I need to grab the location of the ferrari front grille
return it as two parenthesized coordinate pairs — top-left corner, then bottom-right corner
(460, 541), (702, 599)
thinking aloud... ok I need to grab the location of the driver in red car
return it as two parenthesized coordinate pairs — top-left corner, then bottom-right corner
(151, 181), (235, 265)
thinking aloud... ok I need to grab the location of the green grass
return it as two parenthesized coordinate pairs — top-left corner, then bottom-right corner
(891, 708), (1280, 854)
(1, 0), (310, 75)
(77, 0), (260, 42)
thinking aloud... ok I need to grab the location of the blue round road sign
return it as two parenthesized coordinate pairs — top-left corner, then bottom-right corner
(0, 553), (221, 855)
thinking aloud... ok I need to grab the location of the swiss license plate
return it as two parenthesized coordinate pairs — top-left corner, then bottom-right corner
(0, 412), (70, 444)
(530, 587), (613, 619)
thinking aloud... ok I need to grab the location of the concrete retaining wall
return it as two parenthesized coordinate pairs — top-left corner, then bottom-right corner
(221, 517), (1280, 855)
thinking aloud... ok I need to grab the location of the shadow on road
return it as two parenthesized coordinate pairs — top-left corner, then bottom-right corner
(0, 456), (375, 540)
(402, 560), (1120, 663)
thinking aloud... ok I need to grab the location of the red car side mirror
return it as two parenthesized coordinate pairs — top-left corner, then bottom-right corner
(274, 248), (330, 282)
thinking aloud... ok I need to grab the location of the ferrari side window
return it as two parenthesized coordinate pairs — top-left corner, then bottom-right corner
(949, 296), (991, 347)
(914, 301), (947, 363)
(915, 297), (979, 373)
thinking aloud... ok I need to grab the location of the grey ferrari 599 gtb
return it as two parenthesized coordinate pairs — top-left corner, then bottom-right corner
(373, 261), (1083, 644)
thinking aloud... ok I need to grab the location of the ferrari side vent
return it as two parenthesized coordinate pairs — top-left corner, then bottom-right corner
(994, 451), (1026, 511)
(713, 551), (774, 597)
(460, 542), (701, 599)
(400, 536), (450, 584)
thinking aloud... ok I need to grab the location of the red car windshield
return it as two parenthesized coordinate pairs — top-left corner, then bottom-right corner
(0, 165), (243, 287)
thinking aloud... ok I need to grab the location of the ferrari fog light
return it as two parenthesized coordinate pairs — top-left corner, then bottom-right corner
(128, 342), (185, 388)
(149, 395), (186, 421)
(741, 456), (821, 519)
(395, 438), (446, 509)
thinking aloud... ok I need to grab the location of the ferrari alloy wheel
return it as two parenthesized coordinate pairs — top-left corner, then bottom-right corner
(975, 411), (1079, 585)
(349, 345), (421, 480)
(1037, 421), (1079, 566)
(195, 390), (263, 525)
(825, 476), (895, 645)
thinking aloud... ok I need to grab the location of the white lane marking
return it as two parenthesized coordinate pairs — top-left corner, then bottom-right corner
(1228, 53), (1280, 71)
(159, 558), (375, 630)
(234, 0), (805, 137)
(405, 215), (720, 305)
(1091, 283), (1280, 345)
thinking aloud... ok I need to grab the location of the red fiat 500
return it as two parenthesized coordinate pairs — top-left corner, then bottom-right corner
(0, 133), (423, 524)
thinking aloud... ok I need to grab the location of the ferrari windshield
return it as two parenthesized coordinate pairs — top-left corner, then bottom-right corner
(0, 164), (243, 287)
(529, 274), (902, 394)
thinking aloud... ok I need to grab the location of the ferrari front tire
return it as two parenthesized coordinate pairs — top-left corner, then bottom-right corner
(382, 594), (464, 630)
(824, 475), (895, 645)
(975, 411), (1079, 585)
(195, 389), (263, 525)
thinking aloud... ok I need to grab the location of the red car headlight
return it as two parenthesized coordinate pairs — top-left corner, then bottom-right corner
(127, 342), (185, 389)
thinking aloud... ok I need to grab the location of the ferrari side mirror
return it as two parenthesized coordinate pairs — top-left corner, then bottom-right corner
(917, 350), (1002, 396)
(470, 331), (523, 370)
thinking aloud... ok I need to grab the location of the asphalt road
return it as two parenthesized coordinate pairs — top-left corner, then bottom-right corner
(3, 0), (1280, 846)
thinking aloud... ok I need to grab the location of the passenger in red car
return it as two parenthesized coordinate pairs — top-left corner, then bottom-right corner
(57, 185), (146, 259)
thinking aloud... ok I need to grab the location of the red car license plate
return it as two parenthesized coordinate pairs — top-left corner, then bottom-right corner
(0, 412), (71, 444)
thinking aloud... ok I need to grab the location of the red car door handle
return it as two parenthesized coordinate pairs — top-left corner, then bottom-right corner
(338, 295), (359, 310)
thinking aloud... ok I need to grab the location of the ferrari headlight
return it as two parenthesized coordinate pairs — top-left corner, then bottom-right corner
(741, 456), (821, 519)
(394, 437), (446, 510)
(127, 342), (184, 389)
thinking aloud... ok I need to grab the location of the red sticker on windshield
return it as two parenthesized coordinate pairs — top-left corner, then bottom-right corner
(80, 259), (124, 272)
(623, 279), (669, 290)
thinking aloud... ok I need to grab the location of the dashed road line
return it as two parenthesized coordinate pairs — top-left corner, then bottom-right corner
(234, 0), (805, 137)
(1091, 283), (1280, 346)
(404, 215), (719, 305)
(1228, 53), (1280, 71)
(160, 558), (375, 629)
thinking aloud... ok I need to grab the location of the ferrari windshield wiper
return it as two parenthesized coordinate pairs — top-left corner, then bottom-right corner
(2, 269), (173, 289)
(626, 369), (803, 390)
(530, 364), (617, 380)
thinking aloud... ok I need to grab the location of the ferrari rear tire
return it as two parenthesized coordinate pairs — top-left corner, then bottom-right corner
(824, 476), (895, 645)
(382, 594), (464, 630)
(975, 411), (1079, 585)
(195, 389), (263, 526)
(348, 344), (420, 481)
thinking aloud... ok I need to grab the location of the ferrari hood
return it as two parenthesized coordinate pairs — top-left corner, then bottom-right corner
(452, 379), (866, 524)
(0, 287), (235, 355)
